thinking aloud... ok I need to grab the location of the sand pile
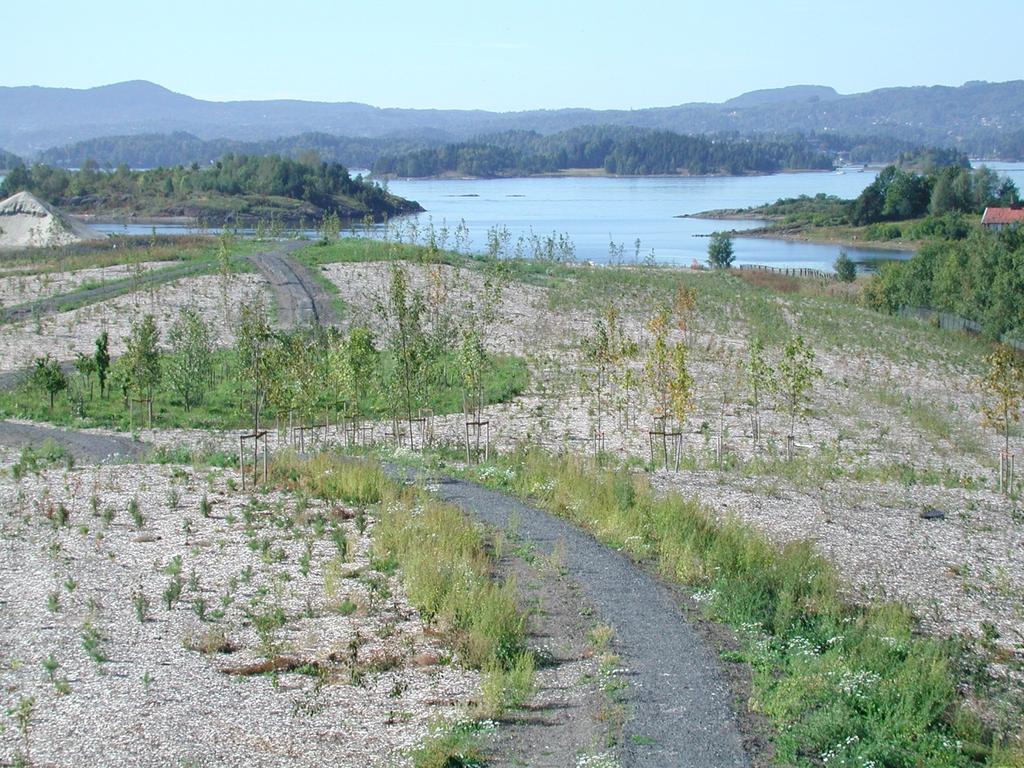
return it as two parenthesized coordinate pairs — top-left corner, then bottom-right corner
(0, 191), (103, 249)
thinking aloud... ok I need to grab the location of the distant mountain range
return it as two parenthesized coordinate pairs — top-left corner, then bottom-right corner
(2, 79), (1023, 161)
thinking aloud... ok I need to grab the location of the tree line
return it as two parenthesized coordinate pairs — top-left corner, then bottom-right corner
(863, 226), (1024, 343)
(372, 127), (835, 177)
(751, 164), (1020, 235)
(33, 132), (434, 172)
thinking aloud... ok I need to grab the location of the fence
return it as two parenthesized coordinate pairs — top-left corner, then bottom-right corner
(897, 306), (1024, 353)
(736, 264), (836, 280)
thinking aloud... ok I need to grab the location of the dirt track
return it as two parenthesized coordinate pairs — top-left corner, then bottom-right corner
(247, 242), (338, 328)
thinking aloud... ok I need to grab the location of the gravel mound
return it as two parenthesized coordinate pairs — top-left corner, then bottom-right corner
(0, 191), (104, 249)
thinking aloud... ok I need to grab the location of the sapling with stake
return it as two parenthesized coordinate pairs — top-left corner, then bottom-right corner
(980, 345), (1023, 493)
(777, 335), (822, 460)
(746, 337), (775, 450)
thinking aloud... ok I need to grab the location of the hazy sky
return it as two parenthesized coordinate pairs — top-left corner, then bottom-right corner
(5, 0), (1021, 110)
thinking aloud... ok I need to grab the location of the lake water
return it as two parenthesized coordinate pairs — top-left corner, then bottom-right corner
(9, 161), (1024, 272)
(385, 169), (895, 271)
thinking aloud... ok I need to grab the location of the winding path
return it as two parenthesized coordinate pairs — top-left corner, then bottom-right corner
(246, 241), (339, 328)
(423, 475), (751, 767)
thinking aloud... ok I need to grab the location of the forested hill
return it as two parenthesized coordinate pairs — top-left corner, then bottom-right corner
(36, 132), (436, 172)
(372, 128), (836, 177)
(0, 148), (21, 170)
(0, 155), (422, 224)
(3, 79), (1024, 159)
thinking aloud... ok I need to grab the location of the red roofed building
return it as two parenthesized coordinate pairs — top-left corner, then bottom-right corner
(981, 206), (1024, 230)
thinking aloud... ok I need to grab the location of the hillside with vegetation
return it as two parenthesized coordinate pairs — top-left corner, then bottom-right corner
(35, 131), (437, 171)
(0, 154), (422, 224)
(28, 127), (961, 174)
(373, 127), (836, 177)
(0, 148), (20, 171)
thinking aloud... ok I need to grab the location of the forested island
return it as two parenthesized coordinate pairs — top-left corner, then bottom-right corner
(694, 162), (1020, 245)
(0, 154), (421, 224)
(371, 127), (838, 177)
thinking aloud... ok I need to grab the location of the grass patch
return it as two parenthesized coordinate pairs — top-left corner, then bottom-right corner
(466, 447), (1022, 767)
(0, 348), (527, 432)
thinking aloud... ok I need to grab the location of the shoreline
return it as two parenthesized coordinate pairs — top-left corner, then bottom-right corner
(375, 167), (841, 182)
(683, 209), (919, 253)
(727, 227), (918, 253)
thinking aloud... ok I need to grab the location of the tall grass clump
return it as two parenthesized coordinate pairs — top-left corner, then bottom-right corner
(269, 451), (386, 506)
(474, 447), (1018, 767)
(373, 483), (531, 699)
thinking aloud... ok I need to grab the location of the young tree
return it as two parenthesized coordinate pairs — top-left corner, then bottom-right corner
(980, 345), (1023, 492)
(833, 252), (856, 283)
(745, 337), (775, 448)
(777, 335), (822, 458)
(458, 327), (488, 418)
(125, 314), (161, 425)
(109, 357), (132, 408)
(668, 340), (694, 435)
(31, 355), (67, 410)
(94, 331), (110, 398)
(329, 326), (379, 441)
(74, 352), (98, 400)
(645, 307), (693, 468)
(581, 316), (614, 453)
(645, 308), (672, 423)
(377, 264), (426, 446)
(707, 232), (735, 269)
(166, 306), (214, 411)
(235, 299), (275, 432)
(673, 284), (698, 344)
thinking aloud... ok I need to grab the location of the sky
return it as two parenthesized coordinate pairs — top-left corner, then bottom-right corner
(4, 0), (1022, 111)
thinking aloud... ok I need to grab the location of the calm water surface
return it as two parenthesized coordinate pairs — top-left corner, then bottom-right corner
(386, 169), (893, 270)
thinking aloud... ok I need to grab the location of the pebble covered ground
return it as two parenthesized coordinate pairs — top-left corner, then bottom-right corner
(0, 271), (270, 372)
(0, 261), (169, 307)
(0, 461), (479, 767)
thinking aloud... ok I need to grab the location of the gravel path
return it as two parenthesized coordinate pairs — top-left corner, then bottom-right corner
(418, 474), (750, 767)
(248, 242), (338, 328)
(0, 419), (148, 463)
(0, 260), (210, 323)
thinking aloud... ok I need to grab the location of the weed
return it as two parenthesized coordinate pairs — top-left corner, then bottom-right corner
(480, 651), (536, 718)
(162, 576), (183, 609)
(184, 627), (234, 655)
(410, 719), (490, 768)
(81, 621), (107, 663)
(132, 587), (150, 622)
(128, 497), (143, 529)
